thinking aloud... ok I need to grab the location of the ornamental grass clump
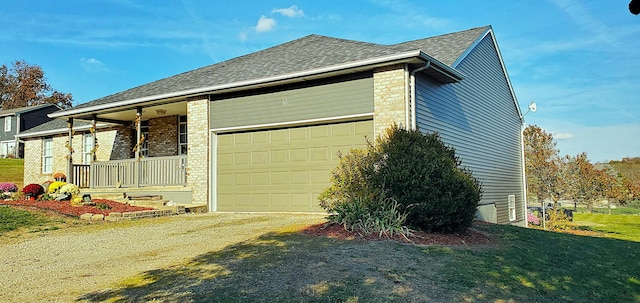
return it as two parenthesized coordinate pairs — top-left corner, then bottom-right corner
(329, 196), (411, 239)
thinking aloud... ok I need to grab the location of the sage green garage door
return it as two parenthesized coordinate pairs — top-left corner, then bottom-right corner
(216, 120), (373, 212)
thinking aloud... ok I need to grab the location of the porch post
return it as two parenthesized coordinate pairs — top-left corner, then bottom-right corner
(135, 108), (142, 187)
(91, 114), (97, 163)
(90, 114), (97, 189)
(135, 108), (142, 161)
(67, 117), (74, 183)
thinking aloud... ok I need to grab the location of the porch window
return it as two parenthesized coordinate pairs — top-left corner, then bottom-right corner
(83, 133), (93, 164)
(178, 115), (187, 155)
(140, 120), (149, 157)
(43, 138), (53, 173)
(4, 116), (10, 132)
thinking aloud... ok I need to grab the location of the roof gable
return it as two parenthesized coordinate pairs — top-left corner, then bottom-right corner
(392, 26), (489, 66)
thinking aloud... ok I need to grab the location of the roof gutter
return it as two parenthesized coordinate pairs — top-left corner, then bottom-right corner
(50, 50), (462, 119)
(16, 123), (111, 139)
(417, 52), (464, 82)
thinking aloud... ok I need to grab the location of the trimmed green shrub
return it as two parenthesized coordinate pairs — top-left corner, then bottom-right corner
(318, 148), (379, 212)
(319, 124), (482, 233)
(369, 125), (482, 232)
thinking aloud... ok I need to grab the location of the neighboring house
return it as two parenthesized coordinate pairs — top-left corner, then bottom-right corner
(19, 25), (527, 226)
(0, 104), (60, 158)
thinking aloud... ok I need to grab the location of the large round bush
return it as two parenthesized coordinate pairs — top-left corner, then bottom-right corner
(369, 126), (482, 232)
(319, 125), (482, 233)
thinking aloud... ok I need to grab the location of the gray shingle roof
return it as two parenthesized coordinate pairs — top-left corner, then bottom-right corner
(59, 26), (489, 115)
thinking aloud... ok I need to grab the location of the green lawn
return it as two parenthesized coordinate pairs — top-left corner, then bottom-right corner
(77, 219), (640, 303)
(0, 158), (24, 189)
(574, 213), (640, 242)
(0, 206), (57, 235)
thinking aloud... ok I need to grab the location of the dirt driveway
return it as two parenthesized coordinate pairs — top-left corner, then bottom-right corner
(0, 213), (325, 302)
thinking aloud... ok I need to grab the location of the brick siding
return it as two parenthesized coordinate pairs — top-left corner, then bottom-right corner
(186, 98), (209, 206)
(373, 64), (408, 138)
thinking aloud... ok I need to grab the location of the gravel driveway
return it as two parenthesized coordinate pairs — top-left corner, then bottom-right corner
(0, 213), (325, 302)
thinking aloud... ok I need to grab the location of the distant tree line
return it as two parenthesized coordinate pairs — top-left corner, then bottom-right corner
(524, 125), (640, 212)
(0, 60), (73, 110)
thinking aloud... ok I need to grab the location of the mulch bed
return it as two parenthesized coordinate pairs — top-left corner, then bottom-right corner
(301, 222), (492, 246)
(0, 199), (153, 217)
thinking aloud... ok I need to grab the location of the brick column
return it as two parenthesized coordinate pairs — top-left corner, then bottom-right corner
(23, 139), (42, 185)
(373, 64), (408, 138)
(186, 98), (209, 206)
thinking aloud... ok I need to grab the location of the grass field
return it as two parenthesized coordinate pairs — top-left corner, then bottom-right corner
(76, 216), (640, 303)
(0, 158), (24, 189)
(574, 213), (640, 242)
(0, 206), (65, 236)
(2, 201), (640, 302)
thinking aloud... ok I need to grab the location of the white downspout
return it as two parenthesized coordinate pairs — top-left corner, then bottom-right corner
(404, 65), (410, 129)
(520, 124), (529, 228)
(14, 113), (21, 158)
(409, 61), (430, 130)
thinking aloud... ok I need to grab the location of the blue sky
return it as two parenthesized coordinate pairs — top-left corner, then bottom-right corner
(1, 0), (638, 162)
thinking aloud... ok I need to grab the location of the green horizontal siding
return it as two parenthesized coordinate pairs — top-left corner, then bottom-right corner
(211, 77), (373, 129)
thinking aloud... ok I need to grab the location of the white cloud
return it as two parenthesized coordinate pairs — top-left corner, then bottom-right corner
(238, 31), (248, 42)
(255, 15), (276, 33)
(536, 120), (640, 162)
(80, 58), (108, 72)
(554, 132), (575, 140)
(272, 5), (304, 18)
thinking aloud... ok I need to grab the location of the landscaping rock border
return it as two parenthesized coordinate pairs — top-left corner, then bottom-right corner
(80, 208), (181, 221)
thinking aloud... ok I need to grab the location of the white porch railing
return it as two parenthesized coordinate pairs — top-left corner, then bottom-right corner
(90, 155), (187, 188)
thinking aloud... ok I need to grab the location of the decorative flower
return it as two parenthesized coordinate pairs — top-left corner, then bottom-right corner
(48, 181), (67, 194)
(0, 182), (18, 192)
(59, 183), (80, 197)
(23, 184), (45, 197)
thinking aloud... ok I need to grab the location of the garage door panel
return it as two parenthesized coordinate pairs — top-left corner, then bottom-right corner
(271, 193), (290, 208)
(291, 193), (312, 208)
(216, 120), (373, 212)
(234, 133), (251, 145)
(271, 171), (289, 185)
(310, 147), (329, 161)
(234, 194), (250, 206)
(310, 125), (330, 138)
(252, 151), (269, 164)
(290, 171), (310, 185)
(252, 194), (270, 207)
(252, 172), (270, 186)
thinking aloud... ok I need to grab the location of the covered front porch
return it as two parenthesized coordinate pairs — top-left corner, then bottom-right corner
(53, 97), (210, 208)
(51, 95), (210, 206)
